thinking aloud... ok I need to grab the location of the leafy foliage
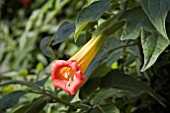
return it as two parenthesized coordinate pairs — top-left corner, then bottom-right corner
(0, 91), (27, 109)
(75, 0), (111, 41)
(0, 0), (170, 113)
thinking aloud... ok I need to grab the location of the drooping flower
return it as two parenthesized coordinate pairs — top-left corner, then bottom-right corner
(51, 34), (106, 94)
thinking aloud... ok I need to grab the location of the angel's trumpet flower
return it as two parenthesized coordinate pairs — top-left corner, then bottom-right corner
(51, 35), (106, 94)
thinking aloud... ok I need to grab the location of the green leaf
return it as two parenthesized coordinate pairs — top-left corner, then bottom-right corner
(14, 104), (31, 113)
(75, 0), (110, 41)
(103, 50), (123, 67)
(18, 69), (28, 77)
(141, 0), (170, 38)
(94, 15), (125, 36)
(95, 36), (124, 62)
(89, 63), (111, 79)
(100, 70), (145, 93)
(140, 29), (169, 71)
(65, 42), (79, 56)
(100, 70), (165, 107)
(0, 91), (27, 109)
(40, 36), (55, 58)
(100, 105), (120, 113)
(95, 37), (124, 67)
(24, 96), (50, 113)
(90, 104), (120, 113)
(14, 96), (50, 113)
(36, 63), (44, 72)
(140, 0), (170, 71)
(52, 22), (75, 45)
(120, 7), (169, 71)
(79, 78), (100, 99)
(35, 76), (49, 86)
(91, 88), (125, 105)
(120, 7), (153, 40)
(85, 60), (101, 78)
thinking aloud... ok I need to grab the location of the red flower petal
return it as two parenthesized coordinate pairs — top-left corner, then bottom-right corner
(51, 60), (86, 94)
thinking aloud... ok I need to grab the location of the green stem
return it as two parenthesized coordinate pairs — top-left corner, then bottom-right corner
(0, 80), (41, 91)
(108, 43), (136, 55)
(29, 89), (75, 107)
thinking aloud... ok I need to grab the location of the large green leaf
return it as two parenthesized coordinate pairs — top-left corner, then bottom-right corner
(120, 7), (169, 71)
(100, 70), (148, 93)
(52, 22), (75, 45)
(140, 0), (170, 71)
(89, 104), (120, 113)
(141, 29), (169, 71)
(91, 88), (125, 105)
(75, 0), (110, 41)
(120, 7), (153, 40)
(141, 0), (170, 38)
(100, 70), (165, 107)
(0, 91), (27, 109)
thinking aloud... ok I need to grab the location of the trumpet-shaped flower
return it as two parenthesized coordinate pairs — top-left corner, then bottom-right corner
(51, 35), (106, 94)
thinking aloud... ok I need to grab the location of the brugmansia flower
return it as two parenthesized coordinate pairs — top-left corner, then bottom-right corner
(51, 34), (106, 94)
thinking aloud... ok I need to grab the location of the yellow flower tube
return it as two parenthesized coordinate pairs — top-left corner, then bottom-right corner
(70, 34), (106, 72)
